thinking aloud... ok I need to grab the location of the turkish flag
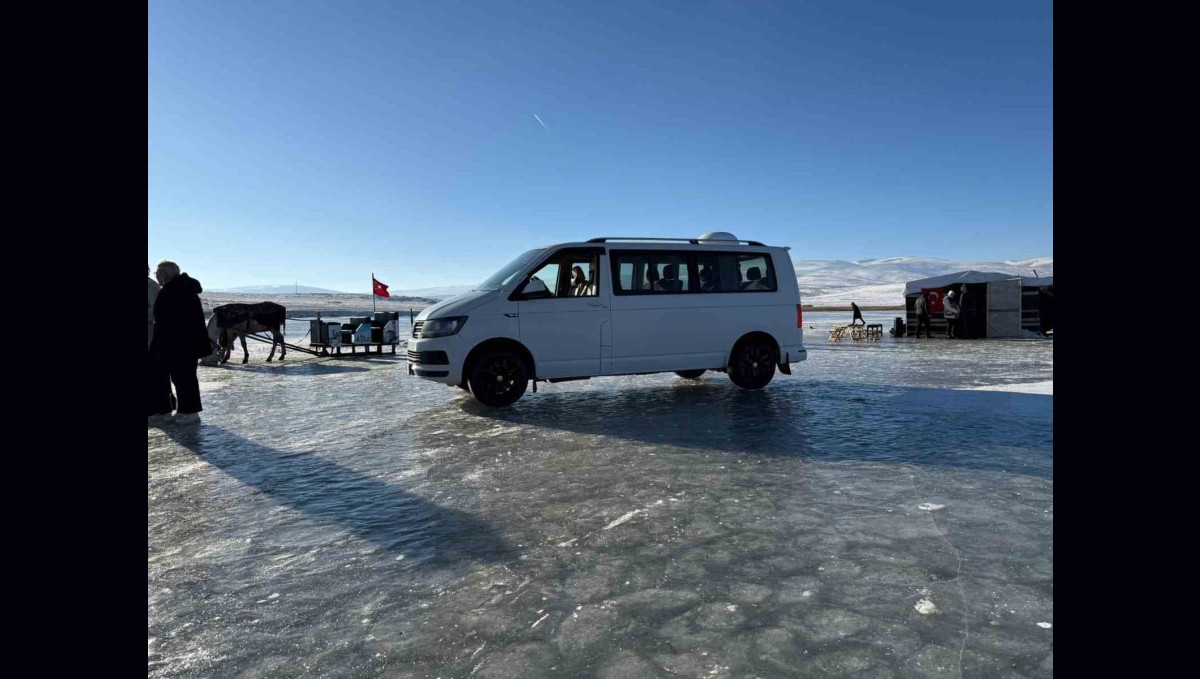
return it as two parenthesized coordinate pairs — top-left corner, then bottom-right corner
(922, 287), (944, 314)
(373, 277), (390, 298)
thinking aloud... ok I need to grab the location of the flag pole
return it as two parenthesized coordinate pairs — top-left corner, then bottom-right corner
(372, 273), (376, 313)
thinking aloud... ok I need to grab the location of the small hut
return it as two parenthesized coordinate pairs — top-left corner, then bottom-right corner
(903, 271), (1053, 338)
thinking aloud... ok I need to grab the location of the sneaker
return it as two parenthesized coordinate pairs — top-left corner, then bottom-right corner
(148, 413), (175, 425)
(174, 412), (201, 425)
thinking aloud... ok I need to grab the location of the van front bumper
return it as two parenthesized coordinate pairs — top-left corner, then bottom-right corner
(406, 335), (467, 384)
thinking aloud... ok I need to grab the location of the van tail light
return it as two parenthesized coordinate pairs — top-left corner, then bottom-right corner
(797, 304), (803, 327)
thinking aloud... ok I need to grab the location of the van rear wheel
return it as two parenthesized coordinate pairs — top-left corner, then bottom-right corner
(675, 369), (706, 379)
(468, 350), (528, 407)
(728, 342), (776, 389)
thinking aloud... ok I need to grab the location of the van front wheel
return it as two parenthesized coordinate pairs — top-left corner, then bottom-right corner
(728, 342), (776, 390)
(469, 351), (528, 407)
(675, 369), (706, 379)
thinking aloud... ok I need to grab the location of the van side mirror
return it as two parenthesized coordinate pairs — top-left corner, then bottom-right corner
(521, 277), (552, 300)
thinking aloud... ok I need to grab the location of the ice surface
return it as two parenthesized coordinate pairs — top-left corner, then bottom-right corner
(149, 312), (1052, 677)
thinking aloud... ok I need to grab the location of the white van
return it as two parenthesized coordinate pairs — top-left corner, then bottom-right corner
(407, 233), (807, 406)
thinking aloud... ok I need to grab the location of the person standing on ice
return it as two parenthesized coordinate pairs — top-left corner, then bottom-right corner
(850, 302), (865, 326)
(943, 289), (960, 339)
(914, 292), (931, 338)
(147, 265), (159, 349)
(150, 260), (210, 425)
(147, 265), (163, 420)
(959, 286), (976, 339)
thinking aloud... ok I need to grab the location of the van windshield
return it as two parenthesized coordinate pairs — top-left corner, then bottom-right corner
(474, 248), (547, 291)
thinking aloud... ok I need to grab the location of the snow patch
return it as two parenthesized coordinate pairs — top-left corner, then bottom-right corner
(960, 381), (1053, 395)
(602, 510), (641, 530)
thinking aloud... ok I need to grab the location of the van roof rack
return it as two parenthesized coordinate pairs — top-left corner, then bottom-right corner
(586, 237), (766, 246)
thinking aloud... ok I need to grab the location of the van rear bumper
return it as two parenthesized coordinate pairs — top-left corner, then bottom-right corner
(777, 345), (806, 375)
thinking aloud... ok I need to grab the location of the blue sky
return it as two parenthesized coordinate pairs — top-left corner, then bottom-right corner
(148, 1), (1052, 293)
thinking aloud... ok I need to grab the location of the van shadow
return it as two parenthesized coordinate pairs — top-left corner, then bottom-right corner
(458, 377), (1053, 479)
(162, 425), (515, 565)
(350, 356), (405, 364)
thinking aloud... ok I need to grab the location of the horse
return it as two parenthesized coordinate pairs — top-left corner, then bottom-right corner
(207, 302), (287, 364)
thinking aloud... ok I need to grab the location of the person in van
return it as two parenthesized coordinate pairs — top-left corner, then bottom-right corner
(654, 263), (684, 292)
(740, 266), (771, 290)
(570, 266), (592, 296)
(643, 267), (660, 290)
(699, 264), (718, 292)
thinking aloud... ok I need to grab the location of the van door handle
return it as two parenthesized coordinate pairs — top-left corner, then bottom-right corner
(504, 313), (519, 317)
(587, 302), (607, 308)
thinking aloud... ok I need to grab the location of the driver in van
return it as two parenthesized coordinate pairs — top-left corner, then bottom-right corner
(570, 266), (592, 296)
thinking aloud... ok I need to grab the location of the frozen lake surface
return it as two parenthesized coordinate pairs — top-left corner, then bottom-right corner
(149, 312), (1052, 677)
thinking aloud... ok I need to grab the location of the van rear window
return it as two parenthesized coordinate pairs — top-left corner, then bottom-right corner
(695, 253), (776, 292)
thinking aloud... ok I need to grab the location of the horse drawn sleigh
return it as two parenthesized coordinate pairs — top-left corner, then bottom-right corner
(204, 303), (404, 365)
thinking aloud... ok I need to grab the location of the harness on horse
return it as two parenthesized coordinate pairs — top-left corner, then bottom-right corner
(212, 303), (286, 329)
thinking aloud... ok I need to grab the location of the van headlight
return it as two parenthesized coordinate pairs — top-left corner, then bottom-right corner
(420, 316), (467, 338)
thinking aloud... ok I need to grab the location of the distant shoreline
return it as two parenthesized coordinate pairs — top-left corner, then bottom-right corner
(201, 292), (902, 318)
(805, 305), (904, 312)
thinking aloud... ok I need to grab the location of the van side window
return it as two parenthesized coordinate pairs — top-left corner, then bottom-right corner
(653, 257), (689, 292)
(619, 261), (635, 291)
(610, 250), (776, 295)
(696, 252), (777, 292)
(737, 254), (775, 291)
(521, 249), (601, 298)
(611, 251), (691, 294)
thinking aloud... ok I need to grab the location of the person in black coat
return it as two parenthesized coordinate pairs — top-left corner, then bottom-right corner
(850, 302), (865, 326)
(959, 286), (976, 339)
(150, 260), (211, 425)
(914, 293), (931, 338)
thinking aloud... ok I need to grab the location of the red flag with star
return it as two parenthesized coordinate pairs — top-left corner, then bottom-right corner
(373, 277), (390, 298)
